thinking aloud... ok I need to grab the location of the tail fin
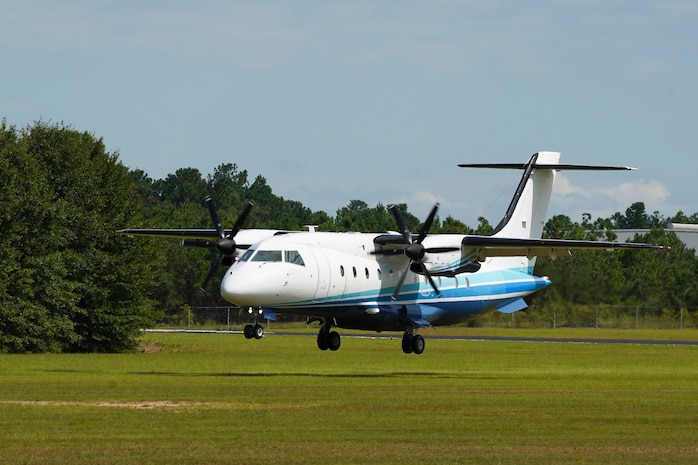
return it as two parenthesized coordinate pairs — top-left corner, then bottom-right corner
(491, 152), (559, 240)
(460, 151), (560, 240)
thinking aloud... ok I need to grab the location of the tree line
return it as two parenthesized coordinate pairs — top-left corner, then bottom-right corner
(1, 121), (696, 352)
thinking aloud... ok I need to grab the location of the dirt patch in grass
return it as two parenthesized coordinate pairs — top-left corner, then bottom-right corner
(0, 400), (209, 410)
(137, 340), (162, 353)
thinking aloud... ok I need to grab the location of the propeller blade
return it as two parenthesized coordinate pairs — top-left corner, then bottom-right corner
(388, 204), (411, 244)
(205, 196), (225, 239)
(417, 203), (439, 244)
(230, 201), (254, 238)
(418, 262), (441, 296)
(200, 256), (221, 293)
(391, 263), (411, 300)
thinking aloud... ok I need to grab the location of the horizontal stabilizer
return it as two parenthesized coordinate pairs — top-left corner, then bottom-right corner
(458, 162), (636, 171)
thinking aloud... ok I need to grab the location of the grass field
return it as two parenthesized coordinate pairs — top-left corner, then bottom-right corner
(1, 329), (697, 464)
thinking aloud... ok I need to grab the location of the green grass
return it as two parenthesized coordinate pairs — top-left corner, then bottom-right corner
(1, 330), (698, 464)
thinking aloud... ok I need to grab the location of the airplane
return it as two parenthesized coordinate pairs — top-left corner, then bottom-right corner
(118, 152), (666, 354)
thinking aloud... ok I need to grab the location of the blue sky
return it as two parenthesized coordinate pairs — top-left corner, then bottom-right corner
(2, 1), (697, 226)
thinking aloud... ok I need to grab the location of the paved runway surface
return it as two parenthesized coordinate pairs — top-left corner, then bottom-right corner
(278, 331), (698, 346)
(146, 329), (698, 346)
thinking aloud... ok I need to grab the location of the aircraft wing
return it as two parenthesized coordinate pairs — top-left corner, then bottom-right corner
(116, 228), (282, 249)
(461, 235), (667, 260)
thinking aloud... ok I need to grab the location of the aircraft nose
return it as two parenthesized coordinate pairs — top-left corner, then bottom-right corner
(220, 267), (260, 306)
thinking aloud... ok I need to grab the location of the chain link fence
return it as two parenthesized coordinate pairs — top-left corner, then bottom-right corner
(155, 304), (698, 331)
(480, 304), (698, 329)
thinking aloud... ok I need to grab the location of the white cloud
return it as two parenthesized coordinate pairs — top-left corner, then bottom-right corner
(551, 173), (671, 219)
(598, 179), (670, 209)
(411, 190), (446, 210)
(552, 172), (593, 198)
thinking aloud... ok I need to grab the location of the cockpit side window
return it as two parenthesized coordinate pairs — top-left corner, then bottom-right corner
(240, 248), (255, 262)
(285, 250), (305, 266)
(251, 250), (283, 262)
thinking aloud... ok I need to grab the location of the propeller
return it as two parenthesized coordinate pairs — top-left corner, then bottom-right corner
(184, 197), (254, 292)
(374, 203), (459, 299)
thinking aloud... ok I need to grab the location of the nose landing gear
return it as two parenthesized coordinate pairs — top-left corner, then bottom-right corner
(243, 323), (265, 340)
(242, 307), (266, 340)
(317, 326), (341, 351)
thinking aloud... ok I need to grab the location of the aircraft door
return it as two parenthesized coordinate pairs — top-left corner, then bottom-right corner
(308, 247), (346, 301)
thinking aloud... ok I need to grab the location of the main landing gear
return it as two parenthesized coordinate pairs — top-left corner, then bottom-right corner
(309, 317), (425, 354)
(401, 330), (425, 355)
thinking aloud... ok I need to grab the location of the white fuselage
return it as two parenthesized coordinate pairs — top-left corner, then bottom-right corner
(220, 231), (550, 331)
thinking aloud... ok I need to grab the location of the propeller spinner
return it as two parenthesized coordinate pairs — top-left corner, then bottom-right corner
(183, 197), (254, 292)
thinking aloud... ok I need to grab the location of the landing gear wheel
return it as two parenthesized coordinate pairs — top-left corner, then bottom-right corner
(411, 334), (425, 355)
(328, 331), (341, 351)
(253, 324), (264, 339)
(243, 324), (254, 339)
(317, 330), (329, 351)
(401, 333), (413, 354)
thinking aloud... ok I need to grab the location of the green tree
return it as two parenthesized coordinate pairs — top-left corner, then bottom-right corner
(474, 216), (493, 235)
(0, 121), (158, 352)
(440, 216), (473, 234)
(611, 202), (666, 230)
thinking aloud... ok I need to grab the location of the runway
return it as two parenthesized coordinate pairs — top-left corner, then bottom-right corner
(145, 329), (698, 346)
(278, 331), (698, 346)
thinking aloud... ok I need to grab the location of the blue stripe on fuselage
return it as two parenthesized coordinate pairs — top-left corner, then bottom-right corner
(260, 267), (550, 327)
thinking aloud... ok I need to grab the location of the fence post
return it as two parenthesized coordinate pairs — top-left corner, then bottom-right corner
(681, 307), (684, 330)
(635, 306), (639, 329)
(595, 306), (598, 329)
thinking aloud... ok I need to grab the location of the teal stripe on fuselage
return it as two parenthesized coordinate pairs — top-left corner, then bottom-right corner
(266, 267), (548, 312)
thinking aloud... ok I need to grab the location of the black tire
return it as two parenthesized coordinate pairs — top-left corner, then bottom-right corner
(317, 331), (329, 350)
(328, 331), (341, 351)
(401, 334), (413, 354)
(243, 324), (254, 339)
(253, 324), (264, 339)
(412, 335), (425, 355)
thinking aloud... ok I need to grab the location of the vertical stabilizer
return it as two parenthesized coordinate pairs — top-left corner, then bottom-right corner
(491, 151), (559, 240)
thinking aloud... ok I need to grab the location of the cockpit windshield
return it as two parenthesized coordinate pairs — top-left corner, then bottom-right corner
(239, 249), (254, 262)
(251, 250), (282, 262)
(239, 248), (305, 266)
